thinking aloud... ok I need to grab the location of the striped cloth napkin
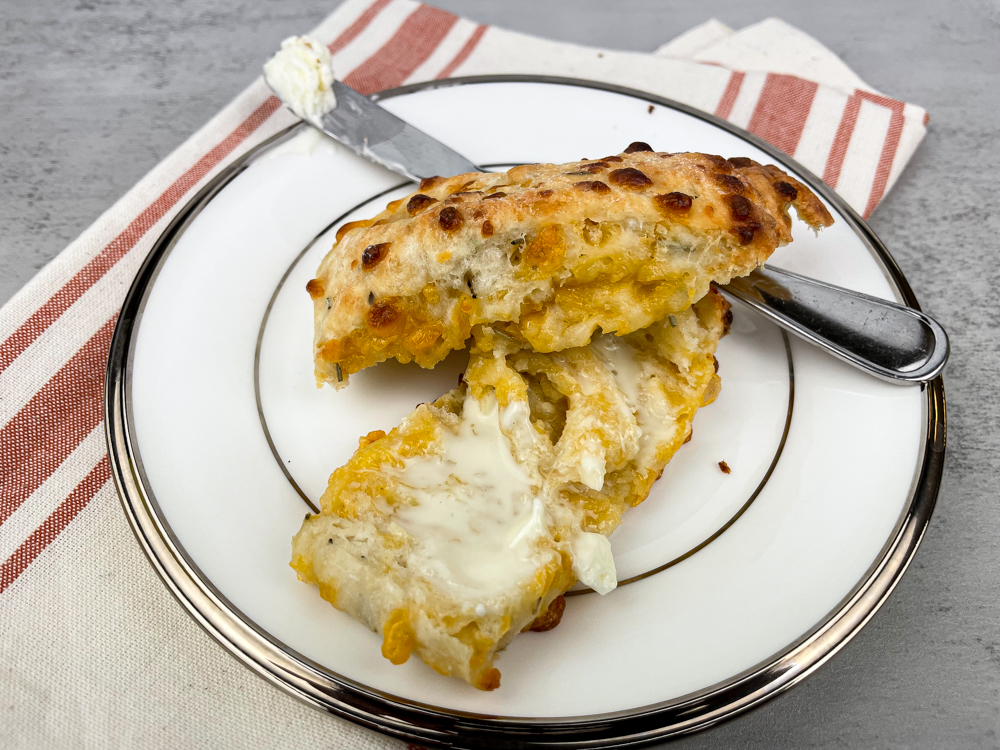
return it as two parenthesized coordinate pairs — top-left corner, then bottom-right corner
(0, 0), (927, 746)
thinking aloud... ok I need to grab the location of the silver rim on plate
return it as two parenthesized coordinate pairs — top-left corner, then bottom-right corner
(105, 75), (946, 748)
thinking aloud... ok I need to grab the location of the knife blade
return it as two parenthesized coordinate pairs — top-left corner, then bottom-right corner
(315, 81), (479, 181)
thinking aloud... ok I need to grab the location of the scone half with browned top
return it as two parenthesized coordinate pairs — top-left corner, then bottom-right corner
(306, 146), (831, 389)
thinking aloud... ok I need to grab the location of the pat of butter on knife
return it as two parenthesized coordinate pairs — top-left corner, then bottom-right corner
(263, 36), (337, 127)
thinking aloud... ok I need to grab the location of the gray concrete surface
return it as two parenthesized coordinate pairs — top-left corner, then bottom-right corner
(2, 0), (998, 747)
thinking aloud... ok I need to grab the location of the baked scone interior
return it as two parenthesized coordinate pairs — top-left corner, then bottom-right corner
(291, 292), (729, 690)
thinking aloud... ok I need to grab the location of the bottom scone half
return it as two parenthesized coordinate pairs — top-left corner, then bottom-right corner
(291, 290), (731, 690)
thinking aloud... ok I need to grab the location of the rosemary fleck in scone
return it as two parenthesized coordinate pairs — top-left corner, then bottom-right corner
(290, 291), (730, 690)
(307, 147), (831, 388)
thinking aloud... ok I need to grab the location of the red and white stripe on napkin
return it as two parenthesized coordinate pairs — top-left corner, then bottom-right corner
(0, 0), (926, 744)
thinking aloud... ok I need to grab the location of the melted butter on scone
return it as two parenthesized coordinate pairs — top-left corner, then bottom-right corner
(571, 532), (617, 595)
(590, 332), (644, 408)
(390, 392), (553, 600)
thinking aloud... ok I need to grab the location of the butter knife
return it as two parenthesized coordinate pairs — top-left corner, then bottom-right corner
(269, 79), (949, 384)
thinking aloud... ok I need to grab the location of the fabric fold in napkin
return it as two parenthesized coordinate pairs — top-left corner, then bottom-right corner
(0, 1), (927, 746)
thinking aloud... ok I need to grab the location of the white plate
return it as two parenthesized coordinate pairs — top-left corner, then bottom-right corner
(106, 77), (945, 747)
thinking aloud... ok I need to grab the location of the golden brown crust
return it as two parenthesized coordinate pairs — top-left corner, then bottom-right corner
(724, 157), (834, 236)
(311, 149), (831, 389)
(522, 594), (566, 632)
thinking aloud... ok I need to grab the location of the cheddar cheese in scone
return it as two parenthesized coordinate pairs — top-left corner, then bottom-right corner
(306, 147), (832, 389)
(290, 291), (730, 690)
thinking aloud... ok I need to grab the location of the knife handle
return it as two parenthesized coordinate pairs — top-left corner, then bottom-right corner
(719, 266), (949, 383)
